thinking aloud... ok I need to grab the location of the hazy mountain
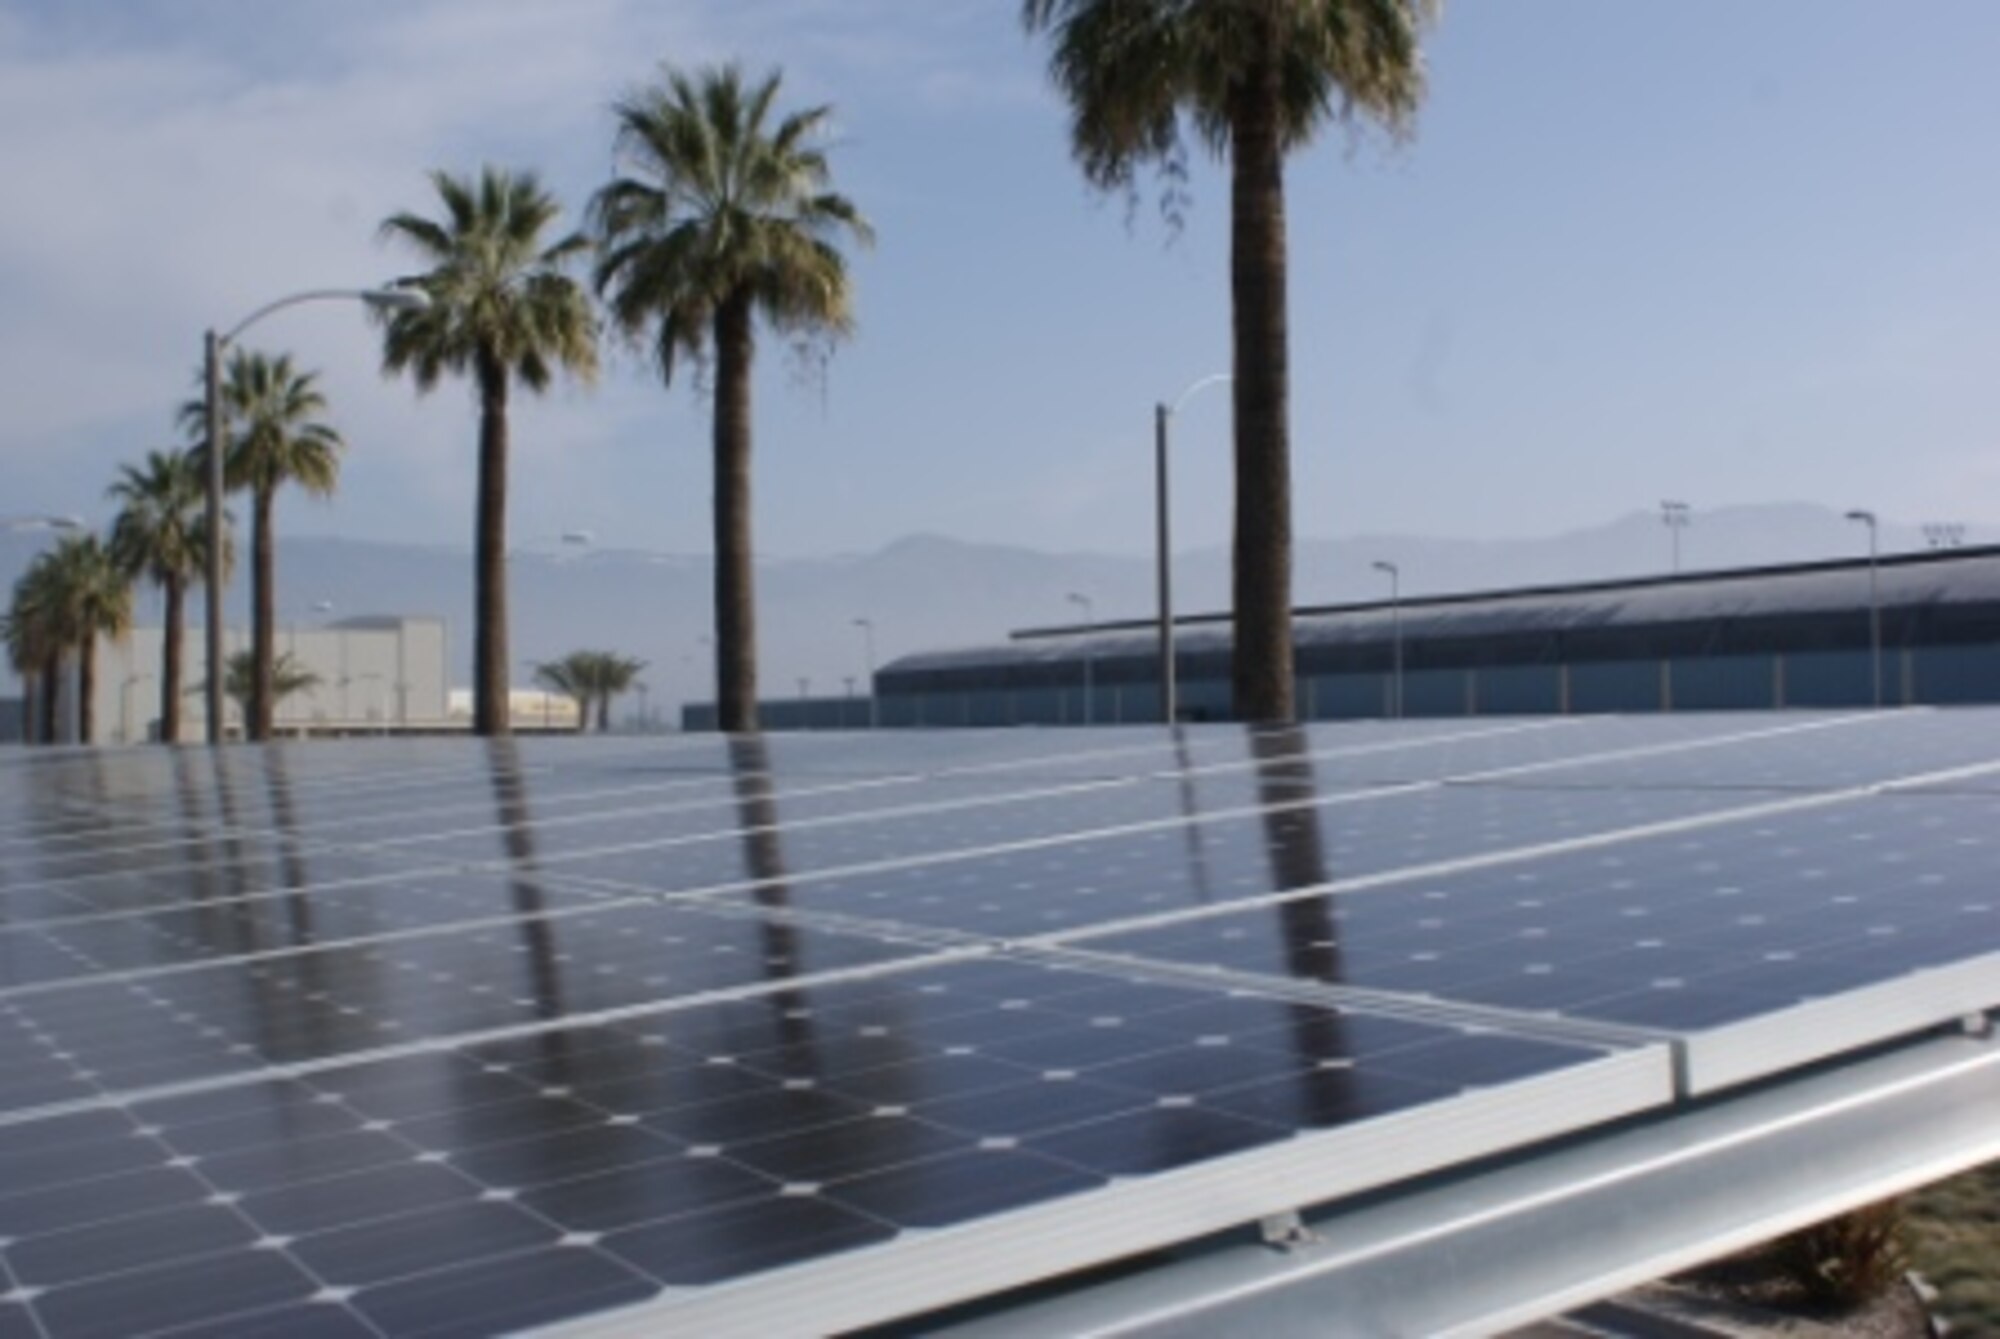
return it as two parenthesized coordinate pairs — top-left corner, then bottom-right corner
(3, 504), (1981, 712)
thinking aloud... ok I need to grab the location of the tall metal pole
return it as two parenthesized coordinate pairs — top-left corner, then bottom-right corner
(203, 329), (226, 745)
(1155, 403), (1175, 725)
(854, 618), (877, 728)
(1846, 510), (1881, 708)
(1068, 593), (1095, 726)
(1660, 500), (1691, 576)
(1372, 561), (1401, 719)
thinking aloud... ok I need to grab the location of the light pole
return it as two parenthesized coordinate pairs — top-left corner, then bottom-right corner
(1660, 500), (1691, 575)
(1845, 509), (1882, 708)
(1067, 592), (1096, 726)
(201, 285), (426, 747)
(853, 618), (877, 728)
(1156, 373), (1232, 724)
(1372, 561), (1402, 719)
(121, 674), (154, 744)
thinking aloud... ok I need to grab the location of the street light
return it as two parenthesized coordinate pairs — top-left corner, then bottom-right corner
(1844, 509), (1882, 708)
(1066, 592), (1096, 726)
(0, 515), (84, 534)
(1156, 373), (1232, 725)
(202, 285), (427, 746)
(1660, 500), (1691, 575)
(853, 618), (877, 729)
(1372, 561), (1402, 720)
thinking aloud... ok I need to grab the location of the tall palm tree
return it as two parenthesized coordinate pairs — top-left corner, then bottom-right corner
(531, 654), (590, 734)
(108, 448), (226, 744)
(591, 64), (872, 733)
(1022, 0), (1433, 721)
(182, 350), (341, 741)
(378, 167), (599, 738)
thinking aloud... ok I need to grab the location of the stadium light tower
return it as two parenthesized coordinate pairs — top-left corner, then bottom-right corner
(1660, 500), (1692, 575)
(1067, 592), (1096, 726)
(853, 618), (877, 729)
(1155, 372), (1232, 724)
(1844, 509), (1882, 708)
(201, 284), (427, 745)
(1372, 561), (1402, 720)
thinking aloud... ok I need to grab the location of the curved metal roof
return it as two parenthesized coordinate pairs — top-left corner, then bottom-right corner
(884, 546), (2000, 677)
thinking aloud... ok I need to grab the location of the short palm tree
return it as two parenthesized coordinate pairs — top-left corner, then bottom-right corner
(19, 536), (134, 744)
(591, 64), (872, 733)
(182, 350), (341, 742)
(217, 650), (320, 721)
(2, 593), (54, 744)
(532, 650), (647, 733)
(108, 448), (227, 744)
(378, 167), (599, 738)
(1023, 0), (1433, 721)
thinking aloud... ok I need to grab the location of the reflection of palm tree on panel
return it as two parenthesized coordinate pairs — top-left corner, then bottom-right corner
(726, 734), (819, 1057)
(487, 736), (567, 1025)
(1251, 725), (1358, 1119)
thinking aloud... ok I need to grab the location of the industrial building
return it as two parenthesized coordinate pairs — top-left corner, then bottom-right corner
(872, 545), (2000, 726)
(86, 615), (450, 742)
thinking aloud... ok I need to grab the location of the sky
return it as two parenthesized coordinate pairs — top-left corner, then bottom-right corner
(4, 0), (1999, 562)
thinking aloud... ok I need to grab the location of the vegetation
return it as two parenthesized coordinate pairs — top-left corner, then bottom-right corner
(107, 448), (226, 744)
(1021, 0), (1434, 721)
(533, 650), (647, 732)
(378, 166), (599, 738)
(5, 536), (133, 743)
(203, 650), (321, 722)
(1908, 1165), (2000, 1336)
(183, 351), (341, 742)
(591, 63), (871, 733)
(1770, 1201), (1908, 1309)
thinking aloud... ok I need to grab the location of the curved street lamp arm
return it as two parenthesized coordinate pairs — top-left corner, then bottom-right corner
(1167, 372), (1234, 417)
(221, 287), (425, 346)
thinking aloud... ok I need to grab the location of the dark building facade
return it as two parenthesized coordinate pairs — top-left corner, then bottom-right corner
(872, 547), (2000, 726)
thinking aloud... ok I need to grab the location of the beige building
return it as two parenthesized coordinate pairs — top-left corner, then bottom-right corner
(93, 615), (449, 743)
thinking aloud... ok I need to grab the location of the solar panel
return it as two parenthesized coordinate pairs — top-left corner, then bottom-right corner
(0, 710), (1996, 1335)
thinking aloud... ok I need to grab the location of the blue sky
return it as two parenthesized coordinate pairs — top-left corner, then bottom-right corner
(4, 0), (1997, 560)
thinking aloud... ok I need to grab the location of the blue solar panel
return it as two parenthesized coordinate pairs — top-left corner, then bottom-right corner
(1, 711), (1997, 1334)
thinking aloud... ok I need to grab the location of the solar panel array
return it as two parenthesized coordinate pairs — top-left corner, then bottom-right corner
(2, 709), (1998, 1336)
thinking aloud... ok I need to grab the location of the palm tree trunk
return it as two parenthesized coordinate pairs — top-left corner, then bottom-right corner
(41, 653), (60, 744)
(596, 693), (610, 734)
(1228, 28), (1297, 724)
(713, 291), (759, 734)
(473, 351), (512, 737)
(78, 636), (98, 745)
(20, 674), (35, 745)
(161, 578), (183, 744)
(252, 486), (277, 741)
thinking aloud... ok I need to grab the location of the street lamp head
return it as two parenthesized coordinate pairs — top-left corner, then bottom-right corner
(1845, 509), (1876, 525)
(364, 287), (430, 314)
(1371, 560), (1397, 576)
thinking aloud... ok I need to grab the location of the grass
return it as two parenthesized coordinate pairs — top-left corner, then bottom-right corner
(1906, 1162), (2000, 1338)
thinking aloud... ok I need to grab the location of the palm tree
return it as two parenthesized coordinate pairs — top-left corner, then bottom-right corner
(108, 448), (226, 744)
(587, 650), (646, 732)
(216, 650), (320, 721)
(378, 167), (599, 738)
(591, 64), (872, 733)
(1022, 0), (1433, 721)
(182, 350), (341, 741)
(2, 597), (52, 744)
(18, 536), (134, 744)
(532, 650), (647, 733)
